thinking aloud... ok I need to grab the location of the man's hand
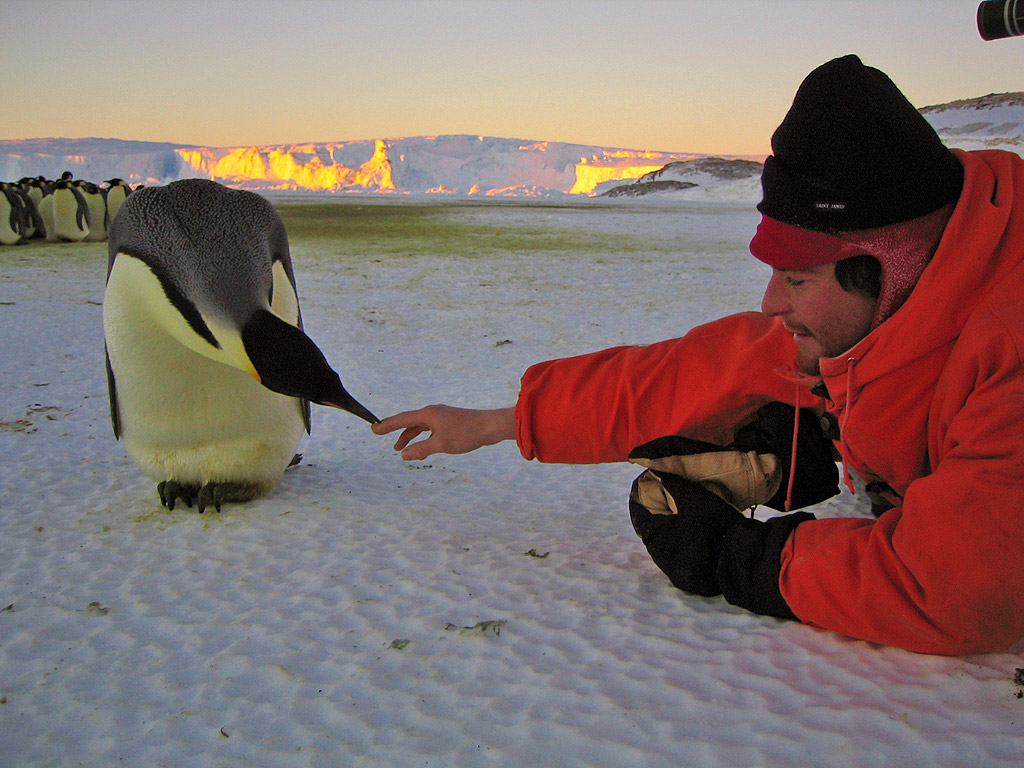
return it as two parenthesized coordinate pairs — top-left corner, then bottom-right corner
(371, 405), (516, 461)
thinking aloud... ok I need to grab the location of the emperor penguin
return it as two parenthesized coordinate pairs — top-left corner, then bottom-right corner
(102, 178), (132, 229)
(78, 181), (107, 241)
(35, 184), (57, 242)
(0, 182), (27, 245)
(104, 178), (379, 513)
(16, 180), (45, 240)
(52, 180), (90, 242)
(21, 177), (47, 211)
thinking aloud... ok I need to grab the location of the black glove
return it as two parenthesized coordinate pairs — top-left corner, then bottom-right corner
(627, 402), (839, 619)
(628, 465), (742, 597)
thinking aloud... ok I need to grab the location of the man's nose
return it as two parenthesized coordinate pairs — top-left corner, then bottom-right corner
(761, 273), (789, 316)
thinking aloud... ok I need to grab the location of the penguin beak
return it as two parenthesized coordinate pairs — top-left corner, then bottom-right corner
(319, 391), (380, 425)
(241, 309), (379, 424)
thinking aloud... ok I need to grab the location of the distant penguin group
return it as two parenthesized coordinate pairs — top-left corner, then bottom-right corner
(103, 178), (379, 513)
(0, 172), (135, 245)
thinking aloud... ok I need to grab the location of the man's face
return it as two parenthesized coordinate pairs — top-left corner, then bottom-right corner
(761, 262), (878, 375)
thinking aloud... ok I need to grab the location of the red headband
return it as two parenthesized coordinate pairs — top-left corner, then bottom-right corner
(749, 215), (865, 269)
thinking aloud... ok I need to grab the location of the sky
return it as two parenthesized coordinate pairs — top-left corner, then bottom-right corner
(2, 0), (1022, 156)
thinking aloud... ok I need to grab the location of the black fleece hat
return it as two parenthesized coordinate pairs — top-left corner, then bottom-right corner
(758, 54), (964, 232)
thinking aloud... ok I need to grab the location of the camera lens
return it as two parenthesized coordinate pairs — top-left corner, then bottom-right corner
(978, 0), (1024, 40)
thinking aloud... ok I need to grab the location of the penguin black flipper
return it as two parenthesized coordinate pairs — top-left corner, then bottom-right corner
(18, 186), (44, 240)
(105, 346), (121, 439)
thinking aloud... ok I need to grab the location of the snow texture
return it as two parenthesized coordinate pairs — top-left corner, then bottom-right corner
(1, 200), (1022, 768)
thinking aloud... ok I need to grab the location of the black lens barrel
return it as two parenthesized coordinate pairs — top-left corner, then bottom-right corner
(978, 0), (1024, 40)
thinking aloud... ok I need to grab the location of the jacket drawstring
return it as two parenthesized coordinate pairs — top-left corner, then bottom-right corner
(785, 358), (857, 511)
(837, 360), (856, 494)
(785, 384), (800, 512)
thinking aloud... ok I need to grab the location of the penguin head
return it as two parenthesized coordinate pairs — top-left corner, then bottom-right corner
(109, 180), (291, 335)
(107, 179), (378, 424)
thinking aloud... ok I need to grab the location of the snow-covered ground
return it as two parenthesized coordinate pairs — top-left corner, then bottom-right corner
(1, 199), (1021, 767)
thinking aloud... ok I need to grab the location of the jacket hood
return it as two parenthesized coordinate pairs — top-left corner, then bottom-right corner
(819, 149), (1024, 388)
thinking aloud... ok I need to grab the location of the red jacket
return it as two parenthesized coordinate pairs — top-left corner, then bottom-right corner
(514, 150), (1024, 655)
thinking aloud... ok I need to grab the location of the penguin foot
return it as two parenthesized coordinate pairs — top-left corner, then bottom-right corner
(158, 480), (200, 511)
(196, 482), (261, 513)
(157, 480), (263, 513)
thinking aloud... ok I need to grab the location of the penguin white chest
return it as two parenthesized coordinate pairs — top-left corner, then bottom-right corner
(103, 255), (305, 492)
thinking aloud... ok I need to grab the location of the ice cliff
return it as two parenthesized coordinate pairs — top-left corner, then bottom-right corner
(1, 93), (1021, 197)
(0, 135), (703, 197)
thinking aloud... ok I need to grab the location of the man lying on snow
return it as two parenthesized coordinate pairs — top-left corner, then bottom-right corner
(373, 54), (1024, 656)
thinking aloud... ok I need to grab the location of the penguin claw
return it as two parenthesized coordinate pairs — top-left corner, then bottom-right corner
(197, 483), (224, 514)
